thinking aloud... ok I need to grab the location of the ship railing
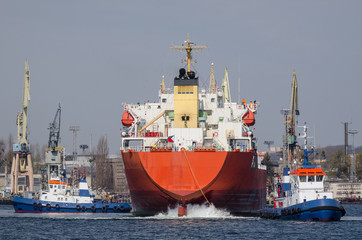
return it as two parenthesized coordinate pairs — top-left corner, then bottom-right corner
(122, 145), (254, 152)
(123, 146), (149, 152)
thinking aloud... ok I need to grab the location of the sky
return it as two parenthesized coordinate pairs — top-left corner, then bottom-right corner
(1, 0), (362, 155)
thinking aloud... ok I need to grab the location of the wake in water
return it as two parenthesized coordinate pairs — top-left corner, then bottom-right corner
(152, 203), (238, 219)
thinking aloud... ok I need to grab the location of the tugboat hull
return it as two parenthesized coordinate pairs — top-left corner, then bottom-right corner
(12, 196), (132, 213)
(260, 198), (346, 221)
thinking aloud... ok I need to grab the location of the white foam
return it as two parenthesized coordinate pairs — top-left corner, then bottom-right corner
(152, 203), (236, 219)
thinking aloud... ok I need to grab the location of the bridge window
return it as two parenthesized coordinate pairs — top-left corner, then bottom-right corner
(316, 175), (323, 182)
(50, 185), (53, 189)
(182, 116), (190, 121)
(299, 176), (306, 182)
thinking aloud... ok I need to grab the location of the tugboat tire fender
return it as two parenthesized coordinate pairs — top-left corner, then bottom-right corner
(120, 205), (125, 210)
(55, 204), (60, 210)
(91, 205), (96, 212)
(82, 206), (87, 212)
(46, 203), (51, 210)
(102, 205), (108, 212)
(281, 209), (284, 216)
(37, 203), (42, 209)
(76, 205), (81, 211)
(33, 202), (37, 208)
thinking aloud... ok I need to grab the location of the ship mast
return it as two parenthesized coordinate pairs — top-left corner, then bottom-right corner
(161, 75), (165, 94)
(171, 34), (207, 72)
(209, 63), (216, 93)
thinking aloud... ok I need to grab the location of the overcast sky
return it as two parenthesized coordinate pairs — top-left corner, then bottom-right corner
(1, 1), (361, 155)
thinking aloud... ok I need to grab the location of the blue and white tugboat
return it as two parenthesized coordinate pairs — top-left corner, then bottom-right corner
(12, 172), (132, 213)
(260, 124), (346, 221)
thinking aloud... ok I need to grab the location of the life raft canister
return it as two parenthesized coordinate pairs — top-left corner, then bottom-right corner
(242, 110), (255, 126)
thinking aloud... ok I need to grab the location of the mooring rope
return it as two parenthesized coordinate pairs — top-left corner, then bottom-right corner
(182, 149), (211, 206)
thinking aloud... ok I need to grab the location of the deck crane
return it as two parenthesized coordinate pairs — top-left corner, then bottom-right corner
(45, 104), (64, 180)
(222, 68), (231, 103)
(11, 60), (34, 193)
(209, 63), (216, 94)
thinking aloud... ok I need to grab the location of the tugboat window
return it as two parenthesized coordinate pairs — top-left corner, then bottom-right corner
(299, 176), (306, 182)
(307, 175), (315, 182)
(316, 175), (323, 182)
(50, 185), (53, 189)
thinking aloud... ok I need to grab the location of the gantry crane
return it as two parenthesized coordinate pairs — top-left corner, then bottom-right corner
(11, 60), (34, 193)
(45, 104), (64, 180)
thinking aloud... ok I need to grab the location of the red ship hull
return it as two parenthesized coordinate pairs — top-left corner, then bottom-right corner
(122, 150), (266, 216)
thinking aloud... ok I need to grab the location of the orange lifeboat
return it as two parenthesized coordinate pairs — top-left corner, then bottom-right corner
(122, 111), (134, 127)
(242, 110), (255, 126)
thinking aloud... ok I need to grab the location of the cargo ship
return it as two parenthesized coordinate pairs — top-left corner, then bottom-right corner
(120, 36), (266, 216)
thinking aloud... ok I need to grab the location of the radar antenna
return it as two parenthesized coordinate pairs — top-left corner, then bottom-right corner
(171, 34), (207, 72)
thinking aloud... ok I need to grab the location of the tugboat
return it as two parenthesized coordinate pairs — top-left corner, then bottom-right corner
(12, 171), (132, 213)
(260, 124), (346, 221)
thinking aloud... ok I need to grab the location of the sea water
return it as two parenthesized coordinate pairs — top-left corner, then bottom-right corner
(0, 204), (361, 239)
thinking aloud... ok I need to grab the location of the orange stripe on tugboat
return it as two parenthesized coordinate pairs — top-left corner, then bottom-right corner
(290, 168), (326, 176)
(48, 180), (68, 185)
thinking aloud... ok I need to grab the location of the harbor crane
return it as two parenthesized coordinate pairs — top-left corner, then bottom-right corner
(45, 105), (64, 179)
(11, 60), (34, 193)
(283, 71), (299, 166)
